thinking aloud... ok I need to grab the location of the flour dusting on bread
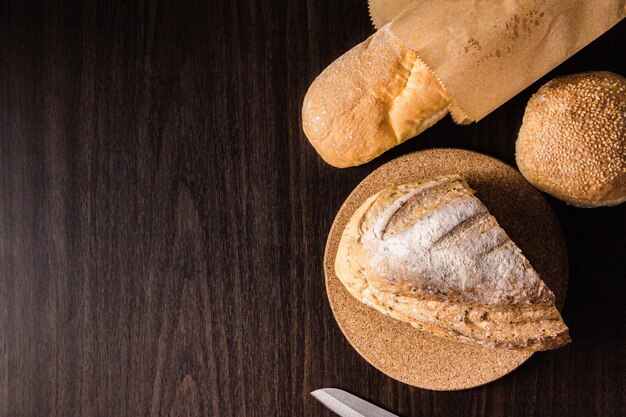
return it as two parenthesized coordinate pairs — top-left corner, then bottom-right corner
(335, 175), (570, 351)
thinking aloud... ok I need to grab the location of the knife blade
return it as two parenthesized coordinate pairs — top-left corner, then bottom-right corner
(311, 388), (398, 417)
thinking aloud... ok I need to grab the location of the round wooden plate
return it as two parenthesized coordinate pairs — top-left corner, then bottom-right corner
(324, 149), (568, 391)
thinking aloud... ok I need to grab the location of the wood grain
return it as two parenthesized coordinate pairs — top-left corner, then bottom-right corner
(0, 1), (624, 416)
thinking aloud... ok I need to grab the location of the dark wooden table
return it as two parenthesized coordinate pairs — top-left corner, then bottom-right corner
(1, 1), (624, 416)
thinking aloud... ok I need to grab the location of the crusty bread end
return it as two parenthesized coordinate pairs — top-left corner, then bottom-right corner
(302, 25), (450, 168)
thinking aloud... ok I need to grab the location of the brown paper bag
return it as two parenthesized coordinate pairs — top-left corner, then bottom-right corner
(368, 0), (626, 122)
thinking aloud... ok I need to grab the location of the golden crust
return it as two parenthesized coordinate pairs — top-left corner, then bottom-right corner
(302, 25), (450, 168)
(516, 71), (626, 207)
(335, 176), (570, 351)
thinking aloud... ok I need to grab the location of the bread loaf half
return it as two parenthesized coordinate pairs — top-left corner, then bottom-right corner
(335, 175), (570, 351)
(302, 25), (450, 168)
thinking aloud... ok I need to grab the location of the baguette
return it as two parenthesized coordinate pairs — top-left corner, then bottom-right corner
(335, 175), (570, 351)
(302, 25), (450, 168)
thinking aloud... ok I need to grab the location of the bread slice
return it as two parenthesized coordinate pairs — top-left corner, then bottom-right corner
(335, 175), (570, 351)
(302, 25), (450, 168)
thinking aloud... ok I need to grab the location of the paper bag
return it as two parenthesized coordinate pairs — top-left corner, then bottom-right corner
(368, 0), (626, 122)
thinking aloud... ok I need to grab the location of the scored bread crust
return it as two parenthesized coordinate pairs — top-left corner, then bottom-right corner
(335, 175), (570, 351)
(302, 24), (450, 168)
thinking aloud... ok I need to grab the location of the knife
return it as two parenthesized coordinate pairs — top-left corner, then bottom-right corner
(311, 388), (399, 417)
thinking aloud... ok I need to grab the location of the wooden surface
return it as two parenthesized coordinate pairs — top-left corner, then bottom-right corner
(0, 1), (624, 416)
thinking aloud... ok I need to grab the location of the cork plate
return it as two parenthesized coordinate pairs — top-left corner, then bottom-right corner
(324, 149), (568, 391)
